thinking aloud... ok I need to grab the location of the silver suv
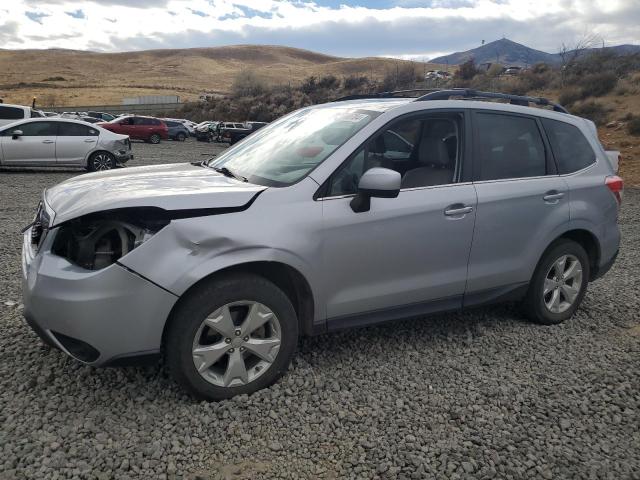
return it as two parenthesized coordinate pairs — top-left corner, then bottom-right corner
(22, 90), (622, 400)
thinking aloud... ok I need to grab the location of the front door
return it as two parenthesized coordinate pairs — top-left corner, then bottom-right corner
(319, 111), (477, 327)
(0, 121), (57, 165)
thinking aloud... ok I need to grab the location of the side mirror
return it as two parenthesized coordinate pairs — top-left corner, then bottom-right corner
(11, 130), (23, 140)
(350, 167), (401, 213)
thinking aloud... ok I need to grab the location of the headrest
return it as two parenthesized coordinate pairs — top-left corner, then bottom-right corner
(418, 138), (450, 167)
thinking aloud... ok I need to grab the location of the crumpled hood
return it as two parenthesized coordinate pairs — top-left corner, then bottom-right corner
(46, 163), (267, 225)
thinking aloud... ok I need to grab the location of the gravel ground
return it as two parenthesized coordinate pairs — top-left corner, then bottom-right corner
(1, 139), (639, 480)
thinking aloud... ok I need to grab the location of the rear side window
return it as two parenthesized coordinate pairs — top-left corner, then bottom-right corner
(542, 119), (596, 174)
(475, 113), (546, 181)
(58, 122), (99, 136)
(0, 106), (24, 120)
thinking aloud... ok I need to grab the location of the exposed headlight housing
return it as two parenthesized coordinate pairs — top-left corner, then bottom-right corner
(26, 200), (54, 252)
(51, 208), (169, 270)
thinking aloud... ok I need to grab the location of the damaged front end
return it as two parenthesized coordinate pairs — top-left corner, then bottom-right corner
(51, 207), (170, 271)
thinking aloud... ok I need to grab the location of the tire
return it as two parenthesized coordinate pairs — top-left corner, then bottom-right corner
(149, 134), (161, 144)
(523, 239), (590, 325)
(165, 273), (298, 401)
(87, 151), (116, 172)
(176, 132), (186, 142)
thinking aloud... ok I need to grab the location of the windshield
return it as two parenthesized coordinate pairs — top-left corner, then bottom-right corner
(208, 105), (381, 186)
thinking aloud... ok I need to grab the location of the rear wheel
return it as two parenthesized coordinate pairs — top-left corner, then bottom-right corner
(166, 274), (298, 401)
(523, 239), (589, 325)
(149, 134), (161, 144)
(87, 151), (116, 172)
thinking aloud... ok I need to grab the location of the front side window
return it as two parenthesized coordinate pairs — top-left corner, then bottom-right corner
(475, 113), (546, 181)
(0, 106), (24, 120)
(58, 122), (99, 136)
(210, 105), (383, 186)
(8, 121), (58, 136)
(542, 118), (596, 174)
(327, 113), (462, 196)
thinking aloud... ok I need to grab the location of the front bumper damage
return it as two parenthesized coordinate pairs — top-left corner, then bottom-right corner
(22, 227), (177, 366)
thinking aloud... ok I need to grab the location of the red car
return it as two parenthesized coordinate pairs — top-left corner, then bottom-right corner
(99, 116), (168, 144)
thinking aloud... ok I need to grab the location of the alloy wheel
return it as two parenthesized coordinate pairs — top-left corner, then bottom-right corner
(92, 153), (113, 171)
(543, 254), (583, 313)
(192, 301), (282, 387)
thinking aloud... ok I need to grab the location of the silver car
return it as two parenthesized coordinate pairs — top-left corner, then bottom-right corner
(1, 118), (132, 171)
(22, 90), (622, 400)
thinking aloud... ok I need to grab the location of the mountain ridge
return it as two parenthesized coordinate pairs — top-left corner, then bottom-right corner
(430, 38), (640, 66)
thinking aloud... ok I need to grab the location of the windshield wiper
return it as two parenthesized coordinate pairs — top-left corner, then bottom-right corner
(213, 166), (248, 182)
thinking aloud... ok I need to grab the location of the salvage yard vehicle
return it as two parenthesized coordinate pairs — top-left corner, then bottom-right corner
(163, 119), (190, 141)
(1, 117), (132, 170)
(22, 89), (621, 400)
(98, 115), (168, 144)
(0, 103), (45, 127)
(219, 121), (268, 145)
(194, 121), (218, 142)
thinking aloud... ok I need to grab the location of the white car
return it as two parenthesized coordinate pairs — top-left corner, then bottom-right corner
(0, 118), (132, 171)
(0, 103), (45, 127)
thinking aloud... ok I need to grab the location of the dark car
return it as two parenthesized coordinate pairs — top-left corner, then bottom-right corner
(163, 120), (190, 141)
(219, 121), (268, 145)
(194, 121), (218, 142)
(99, 116), (169, 144)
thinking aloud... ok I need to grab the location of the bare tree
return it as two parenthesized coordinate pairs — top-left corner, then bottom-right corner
(558, 33), (602, 84)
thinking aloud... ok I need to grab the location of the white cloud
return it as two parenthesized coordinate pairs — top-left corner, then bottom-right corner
(1, 0), (639, 57)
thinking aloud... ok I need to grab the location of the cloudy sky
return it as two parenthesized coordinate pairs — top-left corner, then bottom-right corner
(1, 0), (638, 59)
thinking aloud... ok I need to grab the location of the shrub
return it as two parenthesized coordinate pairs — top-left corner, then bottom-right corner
(628, 115), (640, 136)
(570, 100), (610, 126)
(577, 72), (618, 98)
(455, 58), (478, 81)
(558, 87), (583, 106)
(343, 75), (369, 90)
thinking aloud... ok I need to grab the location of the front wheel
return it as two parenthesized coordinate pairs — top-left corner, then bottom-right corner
(176, 132), (186, 142)
(87, 151), (116, 172)
(149, 134), (161, 144)
(165, 274), (298, 401)
(523, 239), (589, 325)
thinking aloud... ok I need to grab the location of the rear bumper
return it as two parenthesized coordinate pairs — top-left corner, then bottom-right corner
(22, 230), (177, 366)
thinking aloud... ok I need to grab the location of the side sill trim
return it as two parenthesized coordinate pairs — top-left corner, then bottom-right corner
(326, 296), (462, 332)
(463, 282), (529, 308)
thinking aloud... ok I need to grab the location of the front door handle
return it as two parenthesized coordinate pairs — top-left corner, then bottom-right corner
(42, 140), (54, 144)
(543, 191), (565, 203)
(444, 204), (474, 216)
(84, 139), (96, 142)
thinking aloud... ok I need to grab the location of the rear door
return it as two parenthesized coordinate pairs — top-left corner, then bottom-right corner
(0, 121), (58, 165)
(55, 122), (100, 164)
(465, 111), (569, 301)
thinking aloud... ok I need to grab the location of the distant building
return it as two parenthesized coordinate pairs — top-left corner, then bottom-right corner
(122, 95), (180, 105)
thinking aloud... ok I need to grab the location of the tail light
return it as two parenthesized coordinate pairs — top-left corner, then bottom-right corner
(605, 175), (623, 205)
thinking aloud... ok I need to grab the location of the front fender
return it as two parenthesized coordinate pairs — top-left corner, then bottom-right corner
(118, 217), (324, 320)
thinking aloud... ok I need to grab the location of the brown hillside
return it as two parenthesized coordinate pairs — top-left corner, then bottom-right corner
(0, 45), (443, 106)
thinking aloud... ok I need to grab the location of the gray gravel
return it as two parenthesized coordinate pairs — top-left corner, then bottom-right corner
(1, 139), (639, 480)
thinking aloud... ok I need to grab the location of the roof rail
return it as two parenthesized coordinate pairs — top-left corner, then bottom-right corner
(415, 88), (569, 113)
(334, 89), (440, 102)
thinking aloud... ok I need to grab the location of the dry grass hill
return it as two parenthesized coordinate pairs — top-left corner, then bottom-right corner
(0, 44), (442, 106)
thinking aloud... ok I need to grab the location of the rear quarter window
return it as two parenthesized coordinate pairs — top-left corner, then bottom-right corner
(542, 119), (596, 174)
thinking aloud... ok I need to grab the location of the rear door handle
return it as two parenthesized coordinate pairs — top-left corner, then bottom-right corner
(42, 140), (54, 144)
(444, 205), (474, 216)
(543, 191), (565, 202)
(84, 139), (96, 142)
